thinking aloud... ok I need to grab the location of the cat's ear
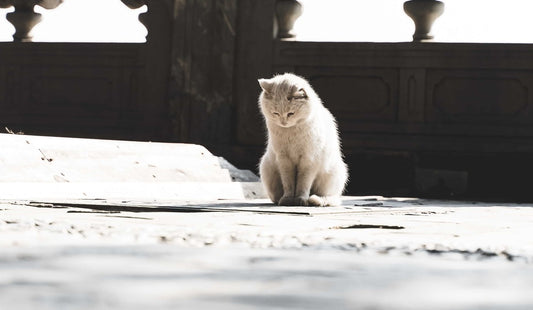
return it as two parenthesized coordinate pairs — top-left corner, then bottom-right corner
(258, 79), (274, 94)
(294, 88), (308, 99)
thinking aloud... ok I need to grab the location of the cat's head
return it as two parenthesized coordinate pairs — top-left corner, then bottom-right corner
(258, 73), (316, 128)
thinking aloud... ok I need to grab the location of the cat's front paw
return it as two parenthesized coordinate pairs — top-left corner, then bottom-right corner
(278, 196), (295, 206)
(293, 196), (309, 206)
(278, 196), (308, 206)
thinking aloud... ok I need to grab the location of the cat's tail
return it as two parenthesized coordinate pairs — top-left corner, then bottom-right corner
(308, 195), (342, 207)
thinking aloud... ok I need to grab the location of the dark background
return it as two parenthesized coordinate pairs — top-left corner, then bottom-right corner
(2, 0), (533, 201)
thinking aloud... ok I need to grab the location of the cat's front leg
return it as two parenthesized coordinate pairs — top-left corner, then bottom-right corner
(293, 162), (318, 206)
(277, 156), (297, 206)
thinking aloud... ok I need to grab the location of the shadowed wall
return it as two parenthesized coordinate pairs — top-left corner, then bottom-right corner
(2, 0), (533, 200)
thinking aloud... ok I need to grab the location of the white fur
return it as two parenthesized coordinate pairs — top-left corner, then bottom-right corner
(258, 73), (348, 206)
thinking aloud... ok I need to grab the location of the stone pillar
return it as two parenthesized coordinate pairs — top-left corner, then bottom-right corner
(275, 0), (302, 39)
(0, 0), (63, 42)
(404, 0), (444, 42)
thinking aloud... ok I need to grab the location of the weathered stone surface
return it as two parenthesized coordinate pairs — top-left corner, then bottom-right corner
(2, 245), (533, 310)
(169, 0), (237, 148)
(2, 134), (533, 309)
(1, 197), (533, 309)
(0, 133), (264, 200)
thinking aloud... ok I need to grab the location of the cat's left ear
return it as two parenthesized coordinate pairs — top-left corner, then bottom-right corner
(295, 88), (308, 98)
(258, 79), (274, 94)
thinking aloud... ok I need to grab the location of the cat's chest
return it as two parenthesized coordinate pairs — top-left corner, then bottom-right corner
(270, 125), (320, 158)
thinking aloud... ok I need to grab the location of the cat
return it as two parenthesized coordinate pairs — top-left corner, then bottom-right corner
(258, 73), (348, 206)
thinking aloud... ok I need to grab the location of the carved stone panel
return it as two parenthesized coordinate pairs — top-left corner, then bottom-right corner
(0, 44), (147, 137)
(297, 68), (399, 123)
(0, 65), (4, 109)
(29, 72), (116, 116)
(4, 65), (138, 120)
(1, 65), (18, 110)
(398, 69), (426, 122)
(427, 70), (533, 125)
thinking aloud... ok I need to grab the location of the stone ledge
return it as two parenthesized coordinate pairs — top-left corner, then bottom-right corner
(0, 133), (265, 200)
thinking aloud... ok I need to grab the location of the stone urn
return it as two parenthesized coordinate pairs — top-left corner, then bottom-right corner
(275, 0), (303, 39)
(404, 0), (444, 41)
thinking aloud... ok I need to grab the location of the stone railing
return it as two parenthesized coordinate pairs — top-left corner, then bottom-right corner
(0, 0), (151, 42)
(2, 0), (445, 42)
(275, 0), (445, 42)
(0, 0), (63, 42)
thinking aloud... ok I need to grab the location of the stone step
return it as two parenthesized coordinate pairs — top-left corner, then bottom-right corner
(0, 134), (265, 200)
(0, 182), (261, 201)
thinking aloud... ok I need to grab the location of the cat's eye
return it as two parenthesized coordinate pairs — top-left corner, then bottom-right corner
(293, 94), (307, 100)
(287, 112), (295, 117)
(272, 112), (280, 116)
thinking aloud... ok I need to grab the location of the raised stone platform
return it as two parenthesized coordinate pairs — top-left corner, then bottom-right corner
(0, 133), (264, 201)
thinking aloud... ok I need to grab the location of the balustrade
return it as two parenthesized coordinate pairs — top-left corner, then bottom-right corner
(1, 0), (446, 43)
(0, 0), (151, 42)
(275, 0), (445, 42)
(1, 0), (447, 43)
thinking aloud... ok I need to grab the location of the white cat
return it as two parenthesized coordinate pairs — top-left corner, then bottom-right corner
(258, 73), (348, 206)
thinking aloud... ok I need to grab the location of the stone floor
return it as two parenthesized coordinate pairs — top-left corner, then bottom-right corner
(2, 133), (533, 309)
(2, 196), (533, 310)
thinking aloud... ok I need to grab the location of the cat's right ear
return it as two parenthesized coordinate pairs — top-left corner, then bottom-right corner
(258, 79), (274, 94)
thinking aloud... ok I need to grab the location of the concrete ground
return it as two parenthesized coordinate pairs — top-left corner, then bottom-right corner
(2, 133), (533, 309)
(2, 197), (533, 310)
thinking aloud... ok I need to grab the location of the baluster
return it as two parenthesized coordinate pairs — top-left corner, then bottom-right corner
(1, 0), (62, 42)
(275, 0), (302, 39)
(121, 0), (144, 8)
(404, 0), (444, 42)
(121, 0), (152, 42)
(121, 0), (174, 45)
